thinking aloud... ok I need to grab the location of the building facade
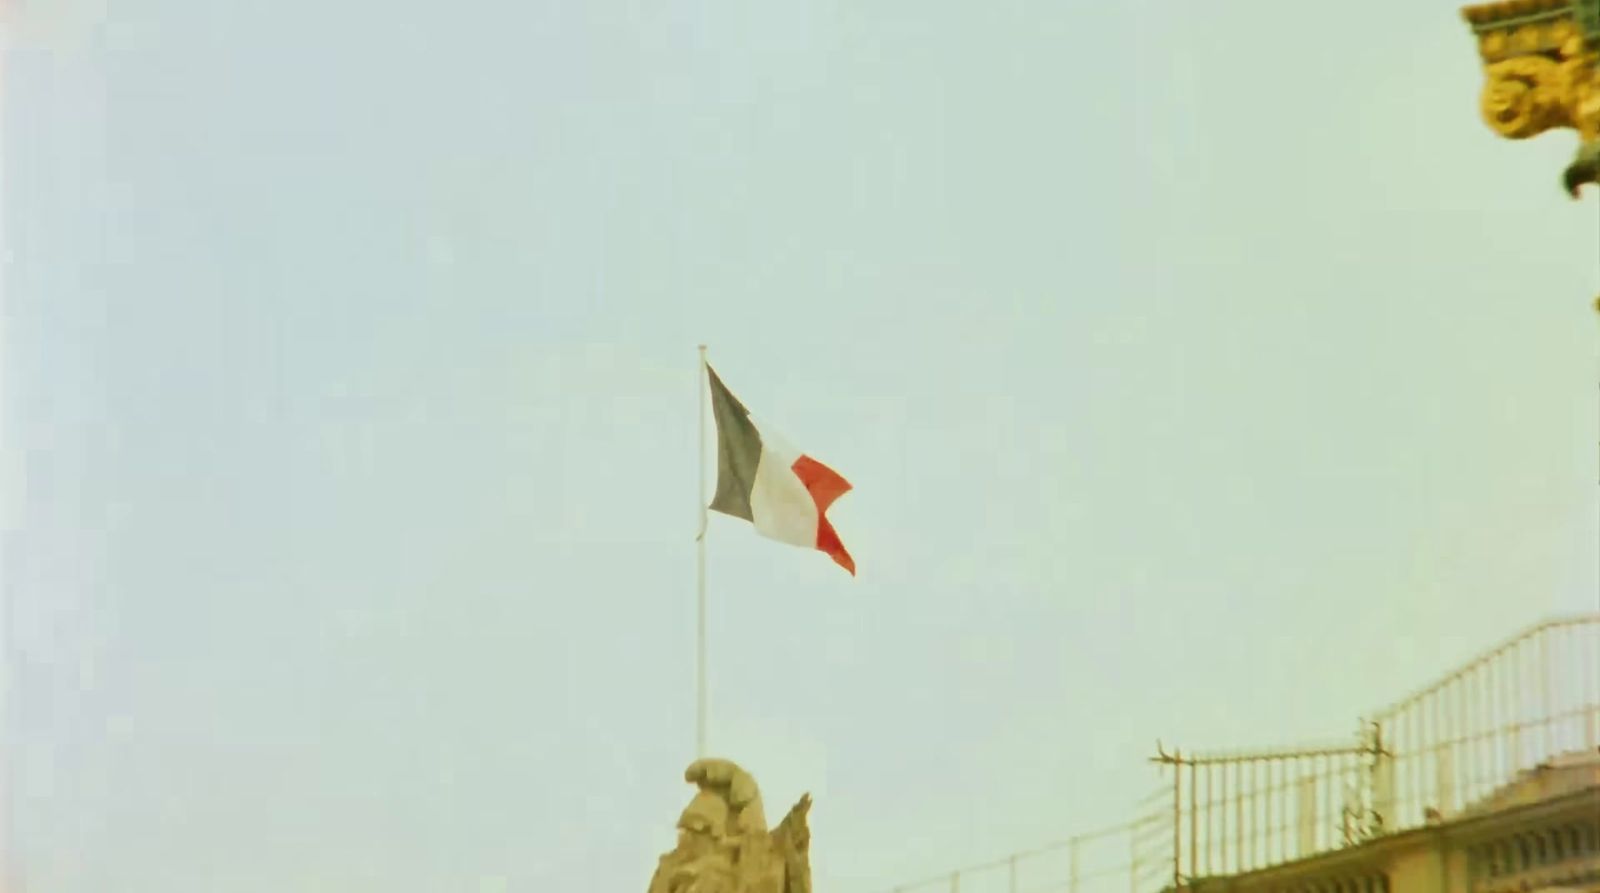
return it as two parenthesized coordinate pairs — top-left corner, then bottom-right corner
(1189, 752), (1600, 893)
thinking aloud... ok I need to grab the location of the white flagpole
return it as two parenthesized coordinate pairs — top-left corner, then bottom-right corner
(695, 344), (709, 759)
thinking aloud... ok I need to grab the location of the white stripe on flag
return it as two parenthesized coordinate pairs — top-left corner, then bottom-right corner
(748, 421), (818, 548)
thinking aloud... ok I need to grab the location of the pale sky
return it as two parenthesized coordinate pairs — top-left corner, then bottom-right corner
(3, 1), (1598, 891)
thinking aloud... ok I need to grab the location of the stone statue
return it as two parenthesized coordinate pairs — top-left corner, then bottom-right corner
(648, 758), (813, 893)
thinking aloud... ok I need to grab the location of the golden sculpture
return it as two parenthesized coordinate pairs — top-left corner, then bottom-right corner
(1463, 0), (1600, 195)
(648, 759), (813, 893)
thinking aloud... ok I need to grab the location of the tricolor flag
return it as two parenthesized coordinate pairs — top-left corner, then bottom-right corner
(705, 365), (855, 575)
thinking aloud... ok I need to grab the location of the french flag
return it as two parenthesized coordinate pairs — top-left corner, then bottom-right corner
(704, 365), (855, 576)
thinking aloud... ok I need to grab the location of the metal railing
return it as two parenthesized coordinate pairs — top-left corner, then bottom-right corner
(877, 613), (1600, 893)
(881, 787), (1174, 893)
(1150, 733), (1390, 884)
(1371, 613), (1599, 827)
(1155, 613), (1600, 884)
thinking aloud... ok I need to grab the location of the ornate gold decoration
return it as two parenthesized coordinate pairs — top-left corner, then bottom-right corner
(1480, 55), (1571, 137)
(1462, 0), (1600, 196)
(648, 759), (813, 893)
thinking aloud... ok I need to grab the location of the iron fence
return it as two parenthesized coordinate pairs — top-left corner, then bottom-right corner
(876, 613), (1600, 893)
(1372, 613), (1599, 827)
(881, 787), (1173, 893)
(1156, 613), (1600, 883)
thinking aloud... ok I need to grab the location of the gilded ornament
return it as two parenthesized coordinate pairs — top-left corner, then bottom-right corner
(1461, 0), (1600, 195)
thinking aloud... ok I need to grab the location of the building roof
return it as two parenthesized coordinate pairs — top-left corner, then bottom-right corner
(1461, 749), (1600, 818)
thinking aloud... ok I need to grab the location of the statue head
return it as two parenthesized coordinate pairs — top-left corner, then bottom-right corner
(684, 758), (768, 837)
(677, 790), (731, 852)
(650, 759), (809, 893)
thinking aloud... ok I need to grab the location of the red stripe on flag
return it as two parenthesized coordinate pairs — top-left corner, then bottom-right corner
(791, 455), (855, 575)
(814, 516), (855, 576)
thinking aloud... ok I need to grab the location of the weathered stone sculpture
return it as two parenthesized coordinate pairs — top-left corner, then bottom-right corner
(648, 758), (813, 893)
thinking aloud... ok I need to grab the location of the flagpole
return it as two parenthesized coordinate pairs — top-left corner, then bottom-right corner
(695, 344), (709, 759)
